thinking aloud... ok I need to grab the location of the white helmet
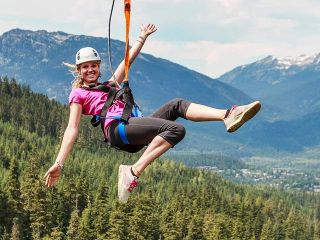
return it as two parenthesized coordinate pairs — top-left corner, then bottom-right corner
(75, 47), (101, 65)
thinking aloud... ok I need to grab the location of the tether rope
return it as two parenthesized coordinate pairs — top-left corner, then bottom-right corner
(123, 0), (131, 84)
(107, 0), (131, 86)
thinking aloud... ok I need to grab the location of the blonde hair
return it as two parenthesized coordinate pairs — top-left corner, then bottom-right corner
(63, 62), (100, 89)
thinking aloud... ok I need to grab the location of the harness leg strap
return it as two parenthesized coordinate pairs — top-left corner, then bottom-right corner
(118, 121), (130, 144)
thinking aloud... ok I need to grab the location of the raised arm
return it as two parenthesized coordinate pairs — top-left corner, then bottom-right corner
(44, 103), (82, 187)
(110, 24), (157, 86)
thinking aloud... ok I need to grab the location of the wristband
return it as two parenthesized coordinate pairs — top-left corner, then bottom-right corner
(55, 161), (63, 169)
(138, 36), (146, 42)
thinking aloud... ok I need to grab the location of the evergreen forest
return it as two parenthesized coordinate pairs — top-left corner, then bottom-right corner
(0, 77), (320, 239)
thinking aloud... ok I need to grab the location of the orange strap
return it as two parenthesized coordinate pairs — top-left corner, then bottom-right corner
(124, 0), (131, 83)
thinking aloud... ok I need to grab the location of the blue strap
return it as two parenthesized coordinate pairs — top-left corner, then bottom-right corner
(95, 110), (143, 145)
(118, 121), (130, 144)
(112, 115), (122, 120)
(132, 105), (142, 117)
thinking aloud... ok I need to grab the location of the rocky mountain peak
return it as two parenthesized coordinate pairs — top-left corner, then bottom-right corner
(254, 53), (320, 71)
(276, 53), (320, 70)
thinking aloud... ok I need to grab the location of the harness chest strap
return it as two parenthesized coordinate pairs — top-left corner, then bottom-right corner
(84, 83), (136, 144)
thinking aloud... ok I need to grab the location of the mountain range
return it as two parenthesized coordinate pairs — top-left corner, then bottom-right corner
(0, 28), (250, 108)
(1, 28), (319, 159)
(218, 54), (320, 120)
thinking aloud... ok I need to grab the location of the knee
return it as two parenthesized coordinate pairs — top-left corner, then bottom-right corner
(159, 123), (186, 147)
(169, 98), (185, 108)
(169, 98), (189, 117)
(173, 123), (186, 143)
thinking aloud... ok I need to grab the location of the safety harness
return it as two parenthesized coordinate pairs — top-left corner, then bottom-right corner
(85, 81), (142, 145)
(86, 0), (137, 146)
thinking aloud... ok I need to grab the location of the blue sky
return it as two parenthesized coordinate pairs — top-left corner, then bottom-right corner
(1, 0), (320, 77)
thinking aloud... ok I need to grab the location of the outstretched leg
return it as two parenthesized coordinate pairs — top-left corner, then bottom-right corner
(150, 98), (261, 132)
(185, 103), (227, 121)
(130, 101), (232, 175)
(117, 98), (261, 202)
(184, 101), (262, 132)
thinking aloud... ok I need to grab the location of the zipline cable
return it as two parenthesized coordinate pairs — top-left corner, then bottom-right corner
(107, 0), (120, 87)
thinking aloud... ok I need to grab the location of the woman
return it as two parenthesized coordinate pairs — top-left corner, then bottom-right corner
(44, 24), (261, 203)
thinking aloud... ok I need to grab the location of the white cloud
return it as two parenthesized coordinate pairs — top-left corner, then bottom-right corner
(1, 0), (320, 77)
(143, 39), (273, 77)
(144, 35), (320, 78)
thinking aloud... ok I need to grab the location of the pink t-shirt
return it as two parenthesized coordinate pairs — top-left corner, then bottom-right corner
(68, 84), (125, 138)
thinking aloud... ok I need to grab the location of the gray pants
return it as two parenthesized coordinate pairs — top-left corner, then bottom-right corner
(108, 98), (191, 153)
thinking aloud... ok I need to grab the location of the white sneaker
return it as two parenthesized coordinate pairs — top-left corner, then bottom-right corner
(224, 101), (261, 133)
(118, 165), (138, 203)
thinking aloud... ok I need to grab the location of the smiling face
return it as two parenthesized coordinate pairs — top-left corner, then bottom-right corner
(79, 61), (100, 86)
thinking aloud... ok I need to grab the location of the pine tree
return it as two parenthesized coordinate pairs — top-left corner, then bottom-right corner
(92, 182), (111, 239)
(78, 206), (95, 240)
(127, 194), (160, 240)
(260, 218), (275, 240)
(203, 213), (231, 240)
(49, 227), (64, 240)
(203, 213), (215, 240)
(314, 220), (320, 240)
(285, 208), (306, 240)
(315, 203), (320, 221)
(45, 187), (71, 234)
(231, 218), (245, 240)
(272, 221), (285, 240)
(4, 157), (23, 231)
(185, 213), (204, 240)
(66, 209), (80, 240)
(0, 189), (10, 235)
(10, 218), (22, 240)
(253, 209), (265, 239)
(106, 202), (130, 240)
(160, 197), (185, 239)
(242, 197), (255, 240)
(0, 77), (11, 98)
(20, 154), (50, 238)
(1, 229), (10, 240)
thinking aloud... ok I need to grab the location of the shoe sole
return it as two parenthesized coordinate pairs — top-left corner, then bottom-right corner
(118, 165), (128, 203)
(227, 101), (261, 133)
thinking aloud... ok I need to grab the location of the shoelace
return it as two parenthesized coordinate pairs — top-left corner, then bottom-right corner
(128, 178), (138, 192)
(226, 105), (238, 118)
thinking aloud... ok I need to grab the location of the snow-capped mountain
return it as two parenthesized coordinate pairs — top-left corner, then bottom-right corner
(218, 54), (320, 119)
(221, 53), (320, 85)
(253, 54), (320, 71)
(276, 54), (320, 70)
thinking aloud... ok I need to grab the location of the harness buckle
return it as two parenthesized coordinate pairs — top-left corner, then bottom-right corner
(91, 115), (101, 127)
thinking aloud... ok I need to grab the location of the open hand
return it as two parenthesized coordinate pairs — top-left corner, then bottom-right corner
(44, 163), (62, 188)
(140, 24), (157, 38)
